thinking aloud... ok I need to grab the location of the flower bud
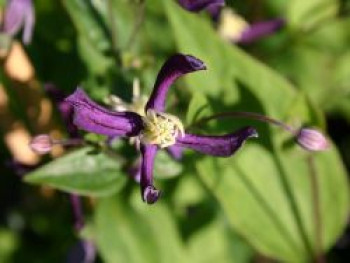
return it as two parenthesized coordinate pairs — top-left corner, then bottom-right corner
(296, 128), (329, 152)
(29, 134), (53, 154)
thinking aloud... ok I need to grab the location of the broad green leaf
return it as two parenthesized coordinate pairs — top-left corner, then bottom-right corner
(62, 0), (110, 52)
(196, 143), (349, 262)
(164, 1), (349, 261)
(154, 151), (183, 179)
(25, 147), (126, 197)
(95, 196), (188, 263)
(164, 0), (296, 119)
(287, 0), (339, 31)
(186, 92), (212, 126)
(78, 36), (114, 75)
(188, 215), (254, 263)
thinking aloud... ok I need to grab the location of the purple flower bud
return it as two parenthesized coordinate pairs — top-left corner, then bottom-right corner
(296, 128), (329, 152)
(29, 134), (53, 154)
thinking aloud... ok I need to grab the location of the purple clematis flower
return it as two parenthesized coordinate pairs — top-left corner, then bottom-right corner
(66, 54), (257, 204)
(2, 0), (35, 44)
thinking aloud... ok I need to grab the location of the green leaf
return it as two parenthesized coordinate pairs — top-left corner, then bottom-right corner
(154, 151), (183, 179)
(164, 1), (296, 119)
(77, 36), (114, 75)
(164, 1), (350, 261)
(95, 196), (188, 263)
(62, 0), (110, 52)
(186, 92), (212, 126)
(287, 0), (339, 31)
(188, 215), (254, 263)
(196, 144), (349, 262)
(25, 147), (126, 197)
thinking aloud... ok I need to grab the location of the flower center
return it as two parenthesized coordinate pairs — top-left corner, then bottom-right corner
(140, 110), (185, 148)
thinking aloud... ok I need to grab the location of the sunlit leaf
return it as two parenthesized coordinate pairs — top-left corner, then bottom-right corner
(25, 147), (126, 197)
(164, 1), (350, 261)
(95, 196), (187, 263)
(287, 0), (339, 31)
(62, 0), (110, 52)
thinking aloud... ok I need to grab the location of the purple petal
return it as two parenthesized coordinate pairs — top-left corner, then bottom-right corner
(140, 144), (161, 204)
(176, 126), (257, 157)
(65, 88), (143, 137)
(237, 18), (285, 44)
(167, 145), (183, 160)
(177, 0), (225, 12)
(4, 0), (35, 44)
(146, 54), (206, 112)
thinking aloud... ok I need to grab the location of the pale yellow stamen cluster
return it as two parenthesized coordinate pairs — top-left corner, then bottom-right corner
(218, 8), (249, 42)
(140, 110), (185, 148)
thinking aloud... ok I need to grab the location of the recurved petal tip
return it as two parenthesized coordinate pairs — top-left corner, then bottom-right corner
(142, 185), (161, 204)
(184, 54), (207, 71)
(146, 54), (206, 112)
(244, 126), (259, 138)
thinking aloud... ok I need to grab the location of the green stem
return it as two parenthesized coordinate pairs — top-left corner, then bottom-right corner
(189, 111), (297, 134)
(125, 0), (146, 50)
(307, 155), (326, 263)
(107, 0), (121, 65)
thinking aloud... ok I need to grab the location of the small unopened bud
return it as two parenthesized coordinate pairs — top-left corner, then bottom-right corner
(29, 134), (53, 154)
(296, 128), (329, 152)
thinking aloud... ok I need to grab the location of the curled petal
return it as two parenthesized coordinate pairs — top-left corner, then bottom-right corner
(140, 145), (161, 204)
(237, 18), (285, 44)
(146, 54), (206, 112)
(176, 126), (257, 157)
(65, 88), (143, 137)
(177, 0), (225, 12)
(4, 0), (35, 44)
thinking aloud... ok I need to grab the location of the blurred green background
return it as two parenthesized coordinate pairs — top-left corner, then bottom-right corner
(0, 0), (350, 262)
